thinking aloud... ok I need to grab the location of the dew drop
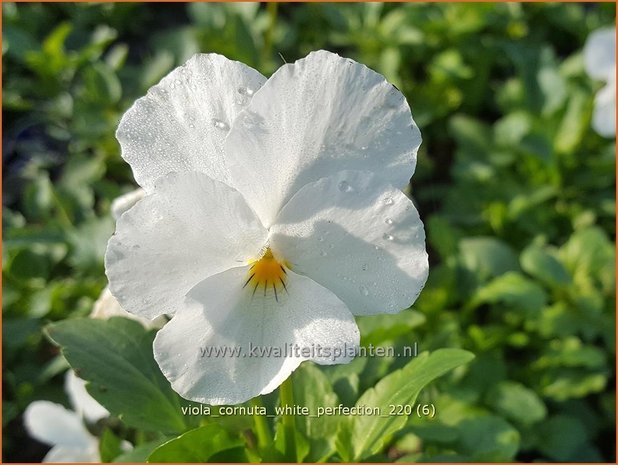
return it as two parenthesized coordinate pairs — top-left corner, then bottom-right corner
(383, 233), (394, 241)
(318, 236), (325, 242)
(238, 86), (255, 96)
(361, 264), (368, 271)
(212, 118), (229, 130)
(338, 180), (353, 192)
(320, 250), (328, 257)
(384, 197), (394, 206)
(328, 243), (334, 249)
(385, 218), (393, 225)
(359, 285), (369, 296)
(175, 79), (181, 85)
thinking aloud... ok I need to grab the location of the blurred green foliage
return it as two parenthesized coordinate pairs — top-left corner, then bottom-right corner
(2, 2), (615, 462)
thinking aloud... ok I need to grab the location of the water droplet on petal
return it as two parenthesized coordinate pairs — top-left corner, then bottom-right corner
(328, 243), (334, 249)
(318, 236), (324, 242)
(175, 79), (181, 85)
(384, 197), (394, 206)
(320, 250), (328, 257)
(338, 180), (353, 192)
(238, 86), (255, 96)
(212, 118), (229, 130)
(359, 285), (369, 296)
(361, 264), (368, 271)
(383, 233), (394, 241)
(385, 218), (393, 225)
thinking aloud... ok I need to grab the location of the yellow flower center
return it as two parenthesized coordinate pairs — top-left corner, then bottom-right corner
(243, 248), (289, 301)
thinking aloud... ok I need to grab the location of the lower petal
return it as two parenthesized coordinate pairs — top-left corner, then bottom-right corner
(154, 266), (359, 405)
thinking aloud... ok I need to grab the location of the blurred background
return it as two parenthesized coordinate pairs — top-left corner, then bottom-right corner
(3, 2), (616, 462)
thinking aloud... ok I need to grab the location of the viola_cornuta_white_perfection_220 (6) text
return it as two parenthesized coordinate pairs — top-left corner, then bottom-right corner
(105, 50), (429, 405)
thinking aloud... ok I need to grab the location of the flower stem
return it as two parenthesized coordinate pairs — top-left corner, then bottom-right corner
(279, 376), (297, 462)
(251, 397), (272, 449)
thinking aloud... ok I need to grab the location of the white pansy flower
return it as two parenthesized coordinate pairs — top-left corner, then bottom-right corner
(106, 51), (428, 405)
(584, 27), (616, 137)
(24, 371), (108, 462)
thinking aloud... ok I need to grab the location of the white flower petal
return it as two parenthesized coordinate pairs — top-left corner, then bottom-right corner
(584, 27), (616, 81)
(592, 71), (616, 137)
(111, 189), (145, 220)
(117, 53), (267, 191)
(90, 286), (167, 329)
(270, 170), (428, 316)
(65, 371), (109, 423)
(225, 50), (422, 227)
(154, 266), (359, 405)
(106, 172), (268, 319)
(43, 442), (100, 463)
(24, 401), (94, 448)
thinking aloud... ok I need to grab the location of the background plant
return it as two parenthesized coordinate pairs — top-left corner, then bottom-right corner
(3, 2), (615, 462)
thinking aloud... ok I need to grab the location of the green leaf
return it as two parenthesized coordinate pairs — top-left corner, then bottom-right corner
(459, 237), (519, 281)
(113, 440), (168, 463)
(521, 244), (571, 288)
(83, 62), (122, 104)
(291, 363), (341, 462)
(537, 415), (589, 461)
(486, 381), (547, 426)
(457, 414), (520, 461)
(337, 349), (474, 460)
(470, 271), (547, 313)
(99, 428), (124, 462)
(147, 424), (245, 462)
(45, 317), (186, 434)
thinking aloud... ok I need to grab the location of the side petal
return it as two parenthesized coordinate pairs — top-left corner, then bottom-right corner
(225, 50), (421, 227)
(153, 266), (360, 405)
(270, 170), (428, 316)
(105, 172), (268, 319)
(24, 401), (94, 448)
(117, 53), (266, 191)
(65, 371), (109, 423)
(584, 27), (616, 81)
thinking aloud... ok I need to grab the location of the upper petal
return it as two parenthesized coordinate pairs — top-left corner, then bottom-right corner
(270, 170), (428, 316)
(65, 371), (109, 423)
(24, 401), (94, 448)
(225, 50), (422, 227)
(584, 27), (616, 81)
(105, 172), (268, 319)
(117, 53), (267, 191)
(154, 266), (359, 405)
